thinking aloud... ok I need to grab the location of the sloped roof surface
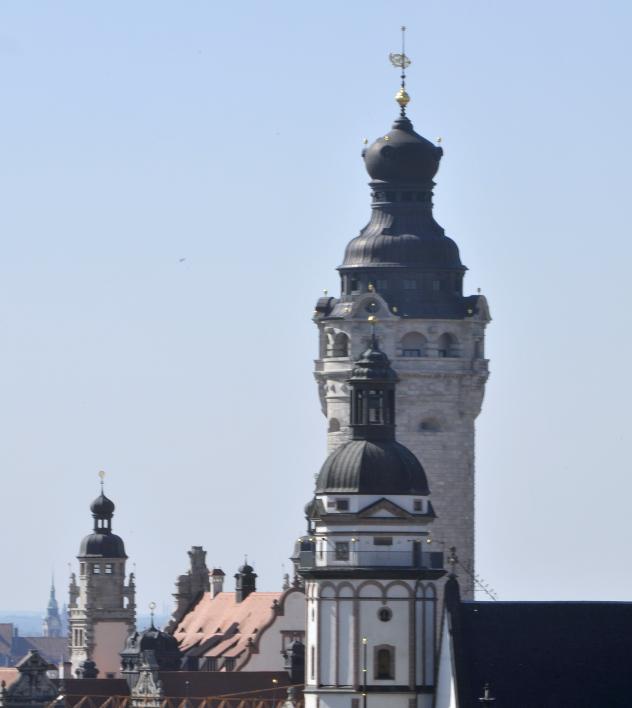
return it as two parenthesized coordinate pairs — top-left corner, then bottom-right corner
(172, 591), (283, 663)
(453, 600), (632, 708)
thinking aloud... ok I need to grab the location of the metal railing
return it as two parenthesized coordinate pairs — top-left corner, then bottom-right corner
(298, 549), (443, 570)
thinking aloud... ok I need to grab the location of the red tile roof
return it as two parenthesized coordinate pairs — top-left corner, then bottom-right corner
(172, 591), (283, 667)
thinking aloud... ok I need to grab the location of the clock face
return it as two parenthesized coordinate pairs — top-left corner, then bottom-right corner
(365, 300), (380, 314)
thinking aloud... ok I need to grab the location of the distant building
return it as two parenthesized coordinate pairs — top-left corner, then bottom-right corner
(68, 484), (136, 678)
(42, 578), (63, 638)
(0, 623), (67, 668)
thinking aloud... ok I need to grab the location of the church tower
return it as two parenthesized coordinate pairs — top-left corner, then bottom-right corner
(68, 482), (136, 678)
(313, 38), (490, 592)
(42, 577), (63, 637)
(299, 334), (444, 708)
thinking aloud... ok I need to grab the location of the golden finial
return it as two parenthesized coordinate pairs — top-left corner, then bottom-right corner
(367, 315), (378, 324)
(437, 136), (442, 144)
(98, 470), (106, 480)
(389, 26), (411, 117)
(368, 282), (374, 292)
(363, 138), (368, 145)
(323, 289), (328, 296)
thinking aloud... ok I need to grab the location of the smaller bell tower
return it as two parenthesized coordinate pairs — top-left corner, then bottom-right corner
(68, 475), (136, 678)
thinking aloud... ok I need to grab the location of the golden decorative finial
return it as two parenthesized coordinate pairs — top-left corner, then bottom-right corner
(389, 26), (411, 117)
(323, 289), (328, 296)
(367, 315), (378, 324)
(98, 470), (106, 480)
(363, 138), (368, 145)
(368, 282), (374, 292)
(437, 137), (442, 144)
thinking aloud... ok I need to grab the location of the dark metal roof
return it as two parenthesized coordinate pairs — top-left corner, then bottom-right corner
(315, 439), (429, 495)
(351, 337), (398, 382)
(78, 532), (126, 558)
(447, 579), (632, 708)
(363, 115), (442, 184)
(90, 491), (115, 518)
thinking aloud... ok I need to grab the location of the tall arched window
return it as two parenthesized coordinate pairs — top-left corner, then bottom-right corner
(400, 332), (427, 357)
(326, 331), (349, 357)
(374, 645), (395, 680)
(437, 333), (459, 358)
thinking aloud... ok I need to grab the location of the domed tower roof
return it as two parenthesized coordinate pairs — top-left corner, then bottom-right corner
(79, 482), (127, 559)
(314, 332), (430, 496)
(315, 438), (429, 495)
(90, 491), (115, 518)
(121, 619), (181, 674)
(334, 38), (468, 319)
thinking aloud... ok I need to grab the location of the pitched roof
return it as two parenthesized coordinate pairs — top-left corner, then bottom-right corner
(171, 591), (283, 667)
(11, 636), (68, 664)
(449, 596), (632, 708)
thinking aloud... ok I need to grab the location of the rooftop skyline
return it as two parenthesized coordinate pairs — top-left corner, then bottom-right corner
(1, 0), (631, 610)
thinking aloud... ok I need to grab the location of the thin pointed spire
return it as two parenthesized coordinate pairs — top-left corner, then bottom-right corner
(389, 26), (411, 116)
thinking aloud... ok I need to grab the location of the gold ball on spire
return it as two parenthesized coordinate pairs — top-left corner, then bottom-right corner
(395, 87), (410, 108)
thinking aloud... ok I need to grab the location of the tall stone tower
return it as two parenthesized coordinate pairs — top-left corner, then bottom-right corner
(313, 56), (490, 593)
(68, 483), (136, 678)
(42, 577), (63, 637)
(299, 336), (444, 708)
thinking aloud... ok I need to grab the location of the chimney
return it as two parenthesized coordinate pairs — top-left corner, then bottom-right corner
(234, 561), (257, 603)
(210, 568), (225, 598)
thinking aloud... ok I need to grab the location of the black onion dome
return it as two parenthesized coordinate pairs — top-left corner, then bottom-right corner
(342, 230), (463, 269)
(79, 532), (126, 558)
(90, 492), (115, 518)
(315, 439), (429, 495)
(363, 116), (442, 184)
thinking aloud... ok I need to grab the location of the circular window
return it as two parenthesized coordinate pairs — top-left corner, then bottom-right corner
(378, 607), (392, 622)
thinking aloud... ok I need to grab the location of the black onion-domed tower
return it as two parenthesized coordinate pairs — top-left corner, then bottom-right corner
(69, 479), (136, 678)
(299, 332), (444, 708)
(313, 32), (490, 598)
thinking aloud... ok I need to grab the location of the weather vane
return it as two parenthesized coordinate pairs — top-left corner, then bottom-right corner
(389, 26), (411, 116)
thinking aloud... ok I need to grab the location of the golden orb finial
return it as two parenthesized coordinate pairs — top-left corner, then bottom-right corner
(395, 87), (410, 108)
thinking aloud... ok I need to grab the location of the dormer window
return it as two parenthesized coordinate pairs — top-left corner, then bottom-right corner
(413, 499), (423, 512)
(336, 499), (349, 511)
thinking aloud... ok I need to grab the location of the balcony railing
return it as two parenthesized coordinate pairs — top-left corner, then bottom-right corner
(298, 549), (443, 571)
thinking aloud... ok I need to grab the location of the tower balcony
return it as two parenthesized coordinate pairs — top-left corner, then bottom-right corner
(298, 547), (444, 579)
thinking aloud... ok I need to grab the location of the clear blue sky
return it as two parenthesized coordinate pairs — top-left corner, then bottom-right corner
(1, 0), (631, 614)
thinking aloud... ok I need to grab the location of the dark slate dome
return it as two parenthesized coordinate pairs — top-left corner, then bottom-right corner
(79, 532), (126, 558)
(363, 116), (442, 184)
(315, 439), (429, 495)
(90, 491), (115, 518)
(342, 229), (463, 269)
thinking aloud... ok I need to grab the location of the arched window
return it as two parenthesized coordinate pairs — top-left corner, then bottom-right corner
(374, 645), (395, 680)
(326, 331), (349, 357)
(400, 332), (427, 357)
(328, 418), (341, 433)
(437, 333), (459, 358)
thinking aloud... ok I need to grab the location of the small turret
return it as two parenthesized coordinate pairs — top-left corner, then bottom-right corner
(234, 561), (257, 603)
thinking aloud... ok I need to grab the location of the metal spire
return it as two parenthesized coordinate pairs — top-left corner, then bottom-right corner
(389, 26), (411, 116)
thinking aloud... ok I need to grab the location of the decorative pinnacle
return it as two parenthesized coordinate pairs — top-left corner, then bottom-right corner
(98, 469), (105, 491)
(389, 26), (411, 116)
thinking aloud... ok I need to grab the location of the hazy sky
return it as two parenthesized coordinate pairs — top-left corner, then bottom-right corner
(1, 0), (631, 615)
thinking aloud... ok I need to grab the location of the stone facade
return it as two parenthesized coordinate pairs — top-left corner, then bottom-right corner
(314, 292), (490, 597)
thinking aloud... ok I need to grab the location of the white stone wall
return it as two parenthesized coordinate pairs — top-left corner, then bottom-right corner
(304, 577), (437, 708)
(314, 294), (490, 597)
